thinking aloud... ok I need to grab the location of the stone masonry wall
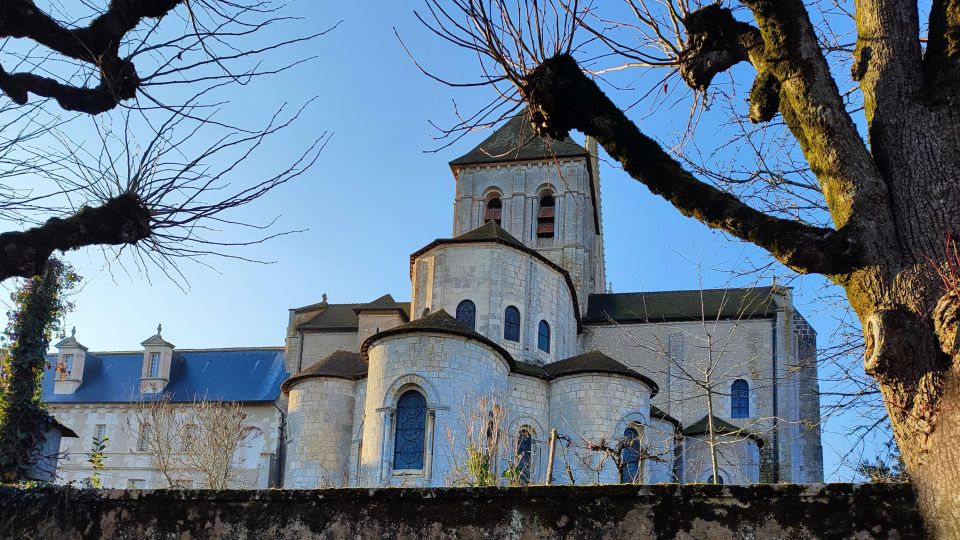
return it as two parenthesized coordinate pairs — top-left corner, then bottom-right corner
(412, 243), (578, 365)
(285, 378), (356, 488)
(0, 483), (923, 539)
(548, 373), (652, 485)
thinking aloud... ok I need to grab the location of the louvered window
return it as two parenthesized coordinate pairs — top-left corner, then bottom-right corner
(484, 197), (502, 225)
(537, 194), (555, 238)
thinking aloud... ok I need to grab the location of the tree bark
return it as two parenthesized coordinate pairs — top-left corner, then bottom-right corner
(517, 42), (960, 535)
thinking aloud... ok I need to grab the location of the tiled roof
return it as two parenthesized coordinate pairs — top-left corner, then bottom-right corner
(298, 299), (412, 331)
(585, 287), (779, 324)
(449, 108), (588, 167)
(409, 221), (582, 332)
(682, 415), (765, 448)
(650, 405), (681, 428)
(511, 351), (659, 397)
(352, 294), (409, 320)
(545, 350), (659, 397)
(41, 348), (288, 404)
(360, 309), (516, 369)
(282, 350), (366, 393)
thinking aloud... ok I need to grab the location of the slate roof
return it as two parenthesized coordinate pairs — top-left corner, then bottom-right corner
(450, 109), (589, 167)
(41, 348), (288, 404)
(448, 108), (601, 231)
(298, 300), (412, 332)
(352, 294), (409, 320)
(585, 287), (780, 324)
(410, 221), (582, 332)
(512, 351), (659, 397)
(282, 350), (366, 393)
(682, 415), (765, 448)
(360, 309), (516, 369)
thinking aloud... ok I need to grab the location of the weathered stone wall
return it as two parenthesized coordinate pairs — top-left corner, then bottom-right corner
(0, 483), (922, 539)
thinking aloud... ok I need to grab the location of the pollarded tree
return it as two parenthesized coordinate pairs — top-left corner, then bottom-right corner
(0, 0), (331, 281)
(417, 0), (960, 536)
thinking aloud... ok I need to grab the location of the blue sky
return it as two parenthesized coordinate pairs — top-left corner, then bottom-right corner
(5, 2), (880, 480)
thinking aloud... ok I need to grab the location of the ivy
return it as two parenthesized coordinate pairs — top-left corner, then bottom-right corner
(0, 258), (79, 482)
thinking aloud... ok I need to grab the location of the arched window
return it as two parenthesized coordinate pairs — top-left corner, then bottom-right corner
(456, 300), (476, 330)
(484, 196), (502, 226)
(620, 426), (642, 483)
(536, 192), (555, 238)
(504, 306), (521, 342)
(731, 379), (750, 419)
(710, 474), (725, 484)
(537, 320), (550, 353)
(393, 390), (427, 470)
(516, 428), (533, 485)
(421, 308), (430, 317)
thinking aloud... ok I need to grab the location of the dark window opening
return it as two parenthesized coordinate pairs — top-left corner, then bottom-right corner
(456, 300), (476, 330)
(537, 194), (555, 238)
(537, 320), (550, 353)
(516, 428), (532, 485)
(504, 306), (521, 342)
(620, 426), (642, 483)
(731, 379), (749, 419)
(484, 197), (502, 226)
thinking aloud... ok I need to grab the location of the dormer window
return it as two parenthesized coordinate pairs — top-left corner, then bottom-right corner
(140, 324), (175, 394)
(148, 352), (161, 378)
(484, 196), (502, 226)
(537, 192), (555, 238)
(53, 328), (87, 394)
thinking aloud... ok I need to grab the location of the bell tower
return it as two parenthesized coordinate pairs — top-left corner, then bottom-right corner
(448, 109), (606, 308)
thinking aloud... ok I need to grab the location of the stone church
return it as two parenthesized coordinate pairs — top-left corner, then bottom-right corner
(43, 110), (823, 489)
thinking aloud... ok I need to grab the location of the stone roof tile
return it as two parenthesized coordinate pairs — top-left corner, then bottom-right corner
(449, 108), (588, 167)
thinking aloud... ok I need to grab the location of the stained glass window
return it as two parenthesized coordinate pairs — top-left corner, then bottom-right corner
(393, 390), (427, 470)
(517, 428), (532, 485)
(456, 300), (476, 330)
(537, 320), (550, 352)
(620, 426), (642, 483)
(731, 379), (750, 419)
(504, 306), (520, 342)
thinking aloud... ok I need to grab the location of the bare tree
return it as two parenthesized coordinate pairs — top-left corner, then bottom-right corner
(127, 394), (262, 489)
(444, 393), (507, 487)
(0, 0), (332, 281)
(415, 1), (960, 534)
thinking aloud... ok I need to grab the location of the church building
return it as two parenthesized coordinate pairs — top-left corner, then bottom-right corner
(43, 110), (823, 488)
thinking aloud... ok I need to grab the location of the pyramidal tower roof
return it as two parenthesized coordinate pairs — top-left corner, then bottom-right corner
(449, 108), (588, 167)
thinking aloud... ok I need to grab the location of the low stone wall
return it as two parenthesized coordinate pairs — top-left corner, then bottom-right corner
(0, 483), (922, 539)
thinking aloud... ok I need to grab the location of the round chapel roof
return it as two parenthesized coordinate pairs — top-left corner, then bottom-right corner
(281, 350), (367, 394)
(360, 309), (516, 369)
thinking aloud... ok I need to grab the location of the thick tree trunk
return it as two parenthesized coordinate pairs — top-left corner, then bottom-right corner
(516, 49), (960, 536)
